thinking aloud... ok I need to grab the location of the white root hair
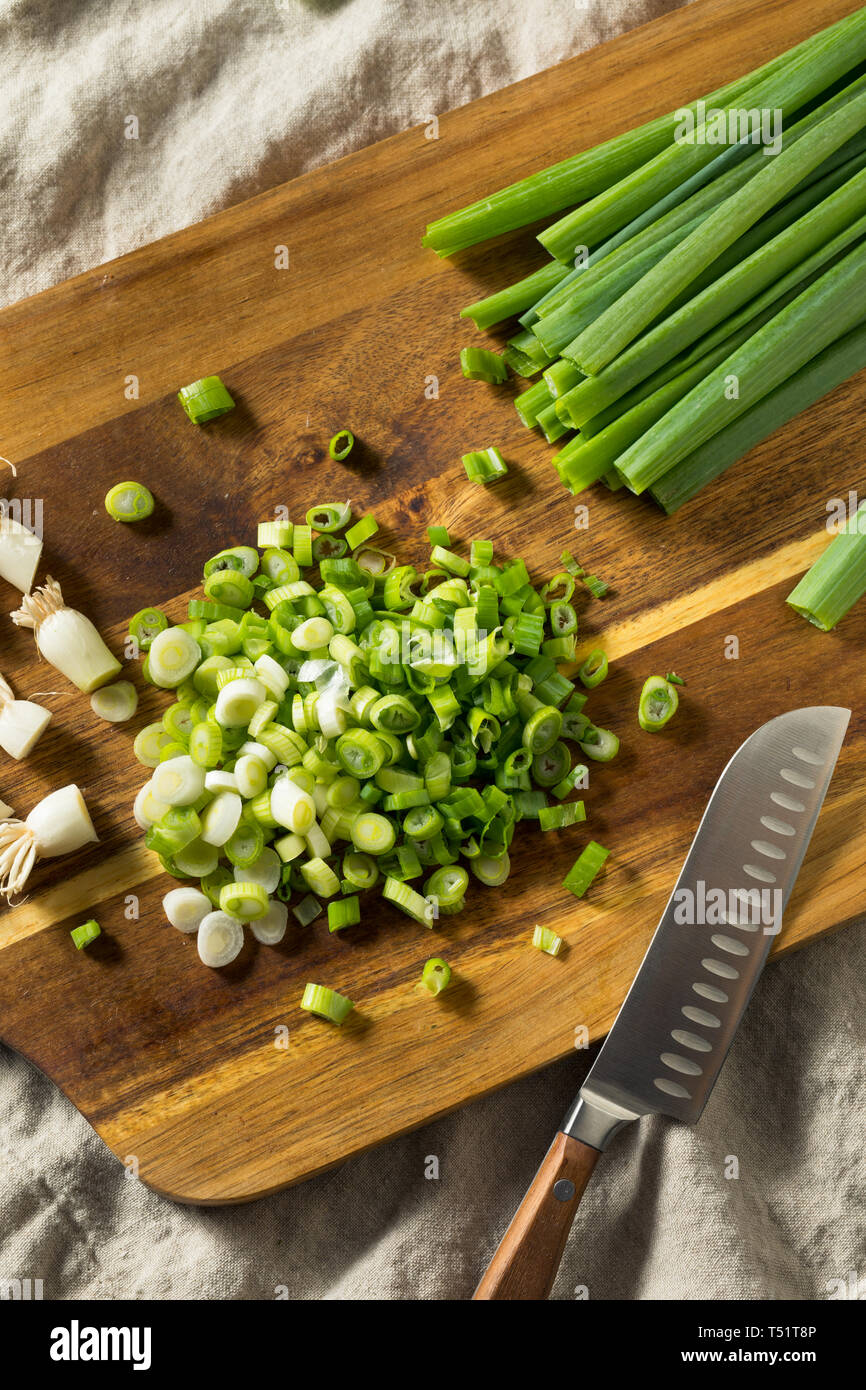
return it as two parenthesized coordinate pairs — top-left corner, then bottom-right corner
(0, 822), (38, 898)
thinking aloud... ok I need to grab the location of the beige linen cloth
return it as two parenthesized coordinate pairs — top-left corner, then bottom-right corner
(1, 0), (864, 1301)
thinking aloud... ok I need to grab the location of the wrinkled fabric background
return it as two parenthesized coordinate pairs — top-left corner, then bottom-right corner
(1, 0), (864, 1301)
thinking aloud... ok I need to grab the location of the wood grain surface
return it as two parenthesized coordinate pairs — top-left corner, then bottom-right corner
(0, 0), (863, 1204)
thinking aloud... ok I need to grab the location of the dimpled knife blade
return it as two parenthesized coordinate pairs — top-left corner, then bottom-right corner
(563, 706), (850, 1147)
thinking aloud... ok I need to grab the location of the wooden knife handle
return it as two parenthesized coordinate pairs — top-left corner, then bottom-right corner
(473, 1132), (599, 1301)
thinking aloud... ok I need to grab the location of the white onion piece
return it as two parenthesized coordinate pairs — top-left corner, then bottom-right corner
(0, 515), (42, 593)
(133, 779), (170, 830)
(151, 755), (206, 807)
(0, 697), (52, 759)
(270, 776), (316, 834)
(273, 831), (305, 862)
(215, 677), (267, 728)
(297, 658), (336, 685)
(25, 784), (98, 858)
(197, 910), (244, 967)
(317, 692), (348, 738)
(148, 626), (201, 689)
(205, 769), (239, 794)
(235, 847), (281, 893)
(239, 739), (277, 771)
(163, 887), (211, 933)
(251, 898), (288, 945)
(199, 791), (242, 846)
(305, 820), (331, 860)
(292, 617), (334, 651)
(234, 753), (268, 800)
(254, 653), (290, 698)
(90, 680), (138, 724)
(173, 838), (220, 877)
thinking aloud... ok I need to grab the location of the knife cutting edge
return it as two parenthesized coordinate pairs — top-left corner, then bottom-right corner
(473, 705), (851, 1301)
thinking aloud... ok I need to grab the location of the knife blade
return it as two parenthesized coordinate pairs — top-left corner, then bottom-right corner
(474, 706), (850, 1300)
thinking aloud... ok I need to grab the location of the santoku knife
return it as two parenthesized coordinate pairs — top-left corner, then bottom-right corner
(474, 705), (850, 1300)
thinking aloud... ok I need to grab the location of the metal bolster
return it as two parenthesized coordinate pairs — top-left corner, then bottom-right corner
(560, 1092), (641, 1152)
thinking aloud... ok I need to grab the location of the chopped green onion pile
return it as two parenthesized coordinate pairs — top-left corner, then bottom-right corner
(131, 509), (616, 1002)
(428, 8), (866, 532)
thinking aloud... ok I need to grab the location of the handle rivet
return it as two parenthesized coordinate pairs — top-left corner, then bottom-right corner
(553, 1179), (575, 1202)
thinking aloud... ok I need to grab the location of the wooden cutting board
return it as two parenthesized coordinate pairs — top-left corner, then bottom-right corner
(0, 0), (863, 1204)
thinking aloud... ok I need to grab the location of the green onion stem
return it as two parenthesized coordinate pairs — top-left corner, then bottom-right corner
(571, 85), (866, 373)
(539, 19), (866, 261)
(423, 15), (856, 254)
(787, 503), (866, 630)
(616, 237), (866, 494)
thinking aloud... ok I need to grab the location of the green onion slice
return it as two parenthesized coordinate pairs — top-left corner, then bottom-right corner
(532, 925), (563, 956)
(462, 447), (509, 485)
(129, 607), (169, 651)
(328, 431), (355, 462)
(204, 546), (260, 579)
(345, 514), (378, 551)
(420, 957), (452, 995)
(563, 841), (610, 898)
(90, 680), (138, 724)
(424, 865), (468, 914)
(382, 875), (434, 925)
(578, 725), (620, 762)
(471, 852), (511, 886)
(306, 500), (352, 533)
(578, 649), (609, 689)
(342, 851), (379, 890)
(328, 897), (361, 932)
(71, 919), (101, 950)
(301, 981), (354, 1023)
(104, 480), (155, 523)
(638, 676), (679, 732)
(460, 346), (508, 384)
(178, 376), (235, 424)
